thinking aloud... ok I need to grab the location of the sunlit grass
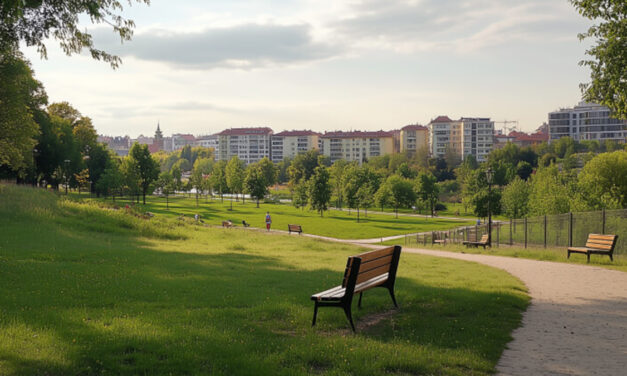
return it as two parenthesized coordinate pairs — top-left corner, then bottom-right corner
(0, 185), (528, 375)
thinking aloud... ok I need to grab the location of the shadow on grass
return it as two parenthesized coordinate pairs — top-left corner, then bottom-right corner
(0, 194), (527, 375)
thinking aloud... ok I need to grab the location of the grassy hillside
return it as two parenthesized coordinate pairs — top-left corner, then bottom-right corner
(0, 185), (528, 375)
(96, 194), (472, 239)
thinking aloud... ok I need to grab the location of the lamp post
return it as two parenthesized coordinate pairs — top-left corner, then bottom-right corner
(89, 180), (93, 199)
(486, 167), (493, 248)
(64, 159), (70, 195)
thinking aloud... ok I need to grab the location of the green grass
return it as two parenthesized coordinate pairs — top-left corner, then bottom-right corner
(0, 185), (528, 375)
(385, 239), (627, 272)
(95, 194), (473, 240)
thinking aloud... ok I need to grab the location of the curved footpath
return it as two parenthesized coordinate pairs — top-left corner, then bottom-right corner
(355, 244), (627, 376)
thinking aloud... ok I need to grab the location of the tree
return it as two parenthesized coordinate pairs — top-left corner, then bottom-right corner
(245, 164), (268, 208)
(415, 172), (440, 216)
(578, 150), (627, 209)
(329, 159), (349, 209)
(342, 164), (361, 214)
(384, 175), (416, 218)
(257, 157), (278, 188)
(120, 157), (140, 202)
(0, 51), (44, 171)
(288, 149), (320, 187)
(97, 162), (123, 201)
(308, 166), (332, 217)
(528, 165), (573, 215)
(502, 177), (530, 219)
(0, 0), (150, 68)
(375, 182), (392, 212)
(192, 157), (213, 206)
(127, 143), (159, 205)
(572, 0), (627, 118)
(211, 160), (228, 202)
(292, 179), (309, 210)
(156, 171), (175, 209)
(74, 168), (89, 195)
(226, 156), (245, 210)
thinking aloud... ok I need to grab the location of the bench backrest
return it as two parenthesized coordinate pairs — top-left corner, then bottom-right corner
(288, 224), (302, 231)
(222, 221), (232, 226)
(585, 234), (618, 251)
(341, 246), (402, 290)
(479, 234), (489, 243)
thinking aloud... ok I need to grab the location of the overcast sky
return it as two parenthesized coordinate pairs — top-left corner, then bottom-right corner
(22, 0), (593, 137)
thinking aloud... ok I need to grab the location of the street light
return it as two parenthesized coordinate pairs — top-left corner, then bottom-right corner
(64, 159), (70, 195)
(485, 167), (493, 248)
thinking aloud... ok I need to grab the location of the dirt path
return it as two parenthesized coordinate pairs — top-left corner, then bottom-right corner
(390, 246), (627, 376)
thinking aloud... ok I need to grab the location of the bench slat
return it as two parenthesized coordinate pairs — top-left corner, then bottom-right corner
(356, 246), (395, 262)
(354, 274), (388, 293)
(360, 255), (393, 273)
(588, 234), (616, 241)
(357, 264), (390, 284)
(587, 238), (615, 245)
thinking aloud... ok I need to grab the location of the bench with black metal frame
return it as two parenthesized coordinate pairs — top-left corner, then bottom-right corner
(222, 220), (233, 228)
(242, 220), (250, 227)
(310, 245), (402, 332)
(288, 224), (303, 234)
(567, 234), (618, 262)
(463, 234), (489, 249)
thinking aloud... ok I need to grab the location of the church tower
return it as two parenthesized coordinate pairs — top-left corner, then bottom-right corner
(154, 122), (164, 150)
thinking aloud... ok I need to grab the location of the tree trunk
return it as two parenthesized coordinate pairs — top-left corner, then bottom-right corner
(166, 195), (169, 209)
(357, 207), (360, 223)
(196, 193), (199, 207)
(395, 207), (398, 219)
(256, 198), (260, 208)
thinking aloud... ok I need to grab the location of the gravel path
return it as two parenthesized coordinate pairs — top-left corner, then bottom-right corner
(394, 246), (627, 376)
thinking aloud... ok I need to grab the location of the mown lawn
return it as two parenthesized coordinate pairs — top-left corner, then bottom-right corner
(1, 186), (528, 375)
(94, 194), (472, 240)
(385, 239), (627, 272)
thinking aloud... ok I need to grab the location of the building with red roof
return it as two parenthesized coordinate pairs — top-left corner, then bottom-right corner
(428, 116), (494, 162)
(217, 127), (273, 164)
(271, 130), (321, 163)
(319, 130), (395, 163)
(400, 124), (429, 154)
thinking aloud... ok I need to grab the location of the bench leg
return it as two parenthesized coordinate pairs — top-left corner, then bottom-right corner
(610, 254), (613, 262)
(343, 305), (355, 332)
(567, 251), (570, 259)
(587, 253), (590, 263)
(388, 287), (398, 308)
(358, 292), (363, 309)
(312, 302), (319, 327)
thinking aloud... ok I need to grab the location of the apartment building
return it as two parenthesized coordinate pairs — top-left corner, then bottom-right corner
(172, 134), (196, 151)
(217, 127), (273, 164)
(319, 131), (394, 163)
(194, 134), (220, 155)
(271, 130), (320, 163)
(400, 124), (429, 154)
(460, 117), (494, 162)
(548, 102), (627, 144)
(428, 116), (494, 162)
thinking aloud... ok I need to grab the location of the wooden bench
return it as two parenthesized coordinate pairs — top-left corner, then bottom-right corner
(222, 220), (233, 228)
(567, 234), (618, 262)
(463, 234), (489, 249)
(242, 220), (250, 227)
(432, 231), (446, 245)
(288, 224), (303, 234)
(310, 245), (402, 332)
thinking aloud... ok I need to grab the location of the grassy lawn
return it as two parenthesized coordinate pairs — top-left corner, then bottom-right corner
(93, 194), (473, 240)
(0, 185), (528, 375)
(385, 239), (627, 272)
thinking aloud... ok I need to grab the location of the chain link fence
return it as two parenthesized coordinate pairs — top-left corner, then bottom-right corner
(403, 209), (626, 256)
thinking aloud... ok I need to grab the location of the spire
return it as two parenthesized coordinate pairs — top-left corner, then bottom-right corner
(155, 121), (163, 139)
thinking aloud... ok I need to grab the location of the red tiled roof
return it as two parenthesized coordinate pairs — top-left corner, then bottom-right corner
(181, 134), (196, 141)
(217, 127), (273, 136)
(321, 130), (394, 139)
(401, 124), (428, 131)
(509, 131), (548, 142)
(431, 116), (453, 123)
(273, 130), (320, 137)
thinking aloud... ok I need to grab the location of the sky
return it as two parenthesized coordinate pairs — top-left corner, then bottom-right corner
(22, 0), (594, 138)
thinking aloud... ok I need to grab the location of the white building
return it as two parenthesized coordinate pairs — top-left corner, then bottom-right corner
(195, 134), (219, 155)
(172, 134), (196, 151)
(271, 130), (320, 163)
(217, 127), (273, 164)
(428, 116), (494, 162)
(548, 102), (627, 144)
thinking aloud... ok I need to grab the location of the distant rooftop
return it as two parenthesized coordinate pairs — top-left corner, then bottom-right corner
(430, 115), (453, 123)
(321, 130), (394, 139)
(217, 127), (273, 136)
(273, 130), (320, 137)
(401, 124), (428, 131)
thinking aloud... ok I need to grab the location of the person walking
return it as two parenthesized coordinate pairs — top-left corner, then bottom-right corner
(265, 212), (272, 231)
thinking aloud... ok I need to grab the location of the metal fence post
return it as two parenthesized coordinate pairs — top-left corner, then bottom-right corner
(497, 224), (500, 247)
(524, 217), (527, 249)
(544, 215), (547, 248)
(602, 209), (606, 234)
(568, 212), (573, 247)
(510, 218), (513, 245)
